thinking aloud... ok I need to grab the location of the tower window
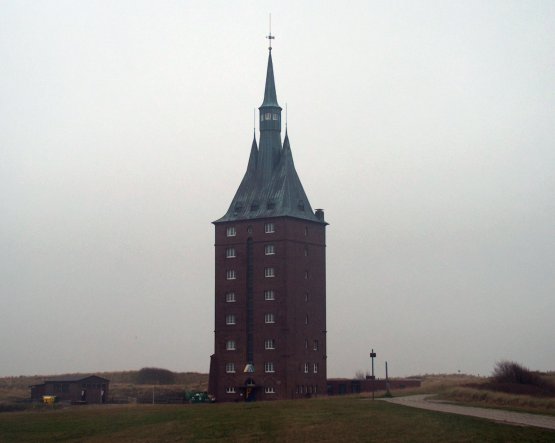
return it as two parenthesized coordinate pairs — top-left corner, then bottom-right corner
(226, 362), (236, 373)
(304, 363), (309, 373)
(226, 270), (236, 280)
(226, 227), (236, 237)
(226, 340), (236, 351)
(313, 340), (319, 351)
(265, 112), (271, 120)
(264, 244), (275, 255)
(264, 339), (276, 350)
(226, 314), (236, 325)
(265, 313), (275, 324)
(226, 247), (236, 258)
(313, 363), (319, 374)
(272, 113), (278, 120)
(264, 267), (275, 278)
(264, 290), (275, 301)
(264, 223), (275, 233)
(265, 386), (276, 394)
(226, 292), (236, 303)
(264, 362), (275, 373)
(260, 115), (264, 122)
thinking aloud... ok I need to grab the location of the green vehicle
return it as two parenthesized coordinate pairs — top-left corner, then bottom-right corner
(186, 391), (214, 403)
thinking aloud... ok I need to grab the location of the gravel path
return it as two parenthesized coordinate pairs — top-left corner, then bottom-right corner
(380, 394), (555, 431)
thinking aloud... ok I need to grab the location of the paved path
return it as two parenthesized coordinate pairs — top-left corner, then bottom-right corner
(379, 395), (555, 431)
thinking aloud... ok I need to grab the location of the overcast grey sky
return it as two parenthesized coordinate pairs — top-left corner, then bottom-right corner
(1, 1), (554, 379)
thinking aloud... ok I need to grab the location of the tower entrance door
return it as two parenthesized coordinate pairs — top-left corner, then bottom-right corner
(242, 378), (257, 402)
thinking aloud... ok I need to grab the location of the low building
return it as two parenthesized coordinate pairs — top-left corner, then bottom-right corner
(327, 378), (421, 395)
(30, 375), (109, 404)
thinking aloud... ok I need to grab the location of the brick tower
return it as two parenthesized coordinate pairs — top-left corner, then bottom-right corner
(208, 38), (327, 402)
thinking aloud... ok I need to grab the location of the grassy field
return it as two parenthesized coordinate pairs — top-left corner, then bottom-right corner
(1, 395), (554, 442)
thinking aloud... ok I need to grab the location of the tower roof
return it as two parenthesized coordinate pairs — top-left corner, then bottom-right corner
(215, 48), (323, 225)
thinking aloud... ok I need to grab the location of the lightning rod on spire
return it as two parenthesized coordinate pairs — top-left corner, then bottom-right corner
(266, 13), (275, 51)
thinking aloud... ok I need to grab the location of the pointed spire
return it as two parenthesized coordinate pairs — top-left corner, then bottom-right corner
(246, 133), (258, 175)
(261, 51), (280, 108)
(283, 128), (290, 152)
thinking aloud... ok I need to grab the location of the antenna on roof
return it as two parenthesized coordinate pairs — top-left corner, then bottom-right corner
(285, 102), (288, 131)
(266, 13), (275, 51)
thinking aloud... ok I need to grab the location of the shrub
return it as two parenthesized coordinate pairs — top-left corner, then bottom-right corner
(135, 368), (176, 385)
(493, 361), (540, 385)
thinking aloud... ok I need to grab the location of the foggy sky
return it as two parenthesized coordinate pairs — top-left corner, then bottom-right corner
(1, 1), (554, 379)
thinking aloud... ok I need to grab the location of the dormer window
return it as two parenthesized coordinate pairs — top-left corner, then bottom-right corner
(250, 202), (259, 211)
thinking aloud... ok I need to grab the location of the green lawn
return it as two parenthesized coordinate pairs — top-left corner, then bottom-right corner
(0, 396), (553, 442)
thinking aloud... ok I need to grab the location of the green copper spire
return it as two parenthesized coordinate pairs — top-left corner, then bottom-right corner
(260, 51), (280, 108)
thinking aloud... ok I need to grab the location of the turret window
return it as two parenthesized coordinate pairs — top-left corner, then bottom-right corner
(273, 113), (278, 120)
(226, 227), (236, 237)
(265, 112), (271, 120)
(265, 223), (275, 233)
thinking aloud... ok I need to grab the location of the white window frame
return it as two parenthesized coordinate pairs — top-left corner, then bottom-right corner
(226, 227), (236, 237)
(313, 363), (319, 374)
(264, 290), (275, 301)
(264, 313), (275, 324)
(264, 362), (275, 373)
(226, 340), (236, 351)
(225, 292), (236, 303)
(265, 112), (271, 120)
(272, 113), (278, 121)
(264, 339), (275, 350)
(226, 362), (235, 373)
(226, 270), (236, 280)
(265, 386), (276, 393)
(226, 387), (236, 394)
(313, 340), (319, 351)
(264, 222), (275, 233)
(226, 247), (236, 258)
(226, 314), (236, 325)
(264, 244), (275, 255)
(304, 363), (309, 374)
(264, 267), (275, 278)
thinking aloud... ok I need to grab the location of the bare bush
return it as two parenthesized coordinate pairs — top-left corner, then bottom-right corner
(135, 367), (176, 385)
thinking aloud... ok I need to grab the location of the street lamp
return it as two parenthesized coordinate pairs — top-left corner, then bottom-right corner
(369, 349), (377, 400)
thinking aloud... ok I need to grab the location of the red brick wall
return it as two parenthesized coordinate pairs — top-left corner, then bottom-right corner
(210, 216), (327, 401)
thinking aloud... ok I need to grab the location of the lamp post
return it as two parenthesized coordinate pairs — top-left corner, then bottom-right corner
(369, 349), (377, 400)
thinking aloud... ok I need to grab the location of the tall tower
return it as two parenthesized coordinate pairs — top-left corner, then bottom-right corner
(208, 38), (327, 402)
